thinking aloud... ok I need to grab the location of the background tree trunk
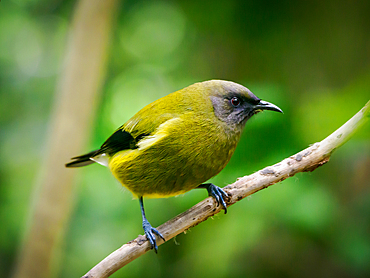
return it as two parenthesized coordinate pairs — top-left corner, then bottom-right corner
(12, 1), (118, 277)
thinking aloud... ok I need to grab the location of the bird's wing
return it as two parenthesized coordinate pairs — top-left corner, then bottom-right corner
(99, 129), (138, 155)
(66, 95), (184, 168)
(65, 129), (138, 168)
(102, 110), (180, 155)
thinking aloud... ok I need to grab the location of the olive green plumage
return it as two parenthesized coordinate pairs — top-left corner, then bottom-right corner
(66, 79), (282, 252)
(110, 81), (245, 197)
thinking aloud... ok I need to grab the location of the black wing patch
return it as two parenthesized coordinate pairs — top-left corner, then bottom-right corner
(100, 129), (138, 156)
(66, 130), (148, 168)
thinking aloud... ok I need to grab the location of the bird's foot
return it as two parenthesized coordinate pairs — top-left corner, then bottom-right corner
(142, 219), (165, 253)
(199, 183), (229, 214)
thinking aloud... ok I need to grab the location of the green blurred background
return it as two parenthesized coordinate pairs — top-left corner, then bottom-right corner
(1, 0), (370, 277)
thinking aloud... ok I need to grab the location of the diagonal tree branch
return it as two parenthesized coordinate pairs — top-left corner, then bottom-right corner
(83, 100), (370, 278)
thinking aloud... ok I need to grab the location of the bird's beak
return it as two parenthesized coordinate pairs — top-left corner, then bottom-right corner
(254, 100), (283, 113)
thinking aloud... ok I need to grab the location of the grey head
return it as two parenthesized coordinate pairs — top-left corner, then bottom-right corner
(203, 80), (283, 128)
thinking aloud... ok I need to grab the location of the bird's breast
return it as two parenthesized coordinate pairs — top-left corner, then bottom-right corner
(109, 115), (242, 198)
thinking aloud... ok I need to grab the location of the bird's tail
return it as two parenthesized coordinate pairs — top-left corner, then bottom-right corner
(65, 150), (101, 168)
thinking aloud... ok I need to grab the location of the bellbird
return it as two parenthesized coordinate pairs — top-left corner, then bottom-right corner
(66, 80), (282, 252)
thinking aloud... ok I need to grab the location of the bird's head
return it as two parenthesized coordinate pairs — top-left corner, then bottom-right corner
(203, 80), (283, 129)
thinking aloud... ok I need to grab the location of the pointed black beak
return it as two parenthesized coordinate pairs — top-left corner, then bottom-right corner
(255, 100), (283, 113)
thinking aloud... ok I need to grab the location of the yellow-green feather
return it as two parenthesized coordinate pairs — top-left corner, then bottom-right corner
(108, 82), (242, 198)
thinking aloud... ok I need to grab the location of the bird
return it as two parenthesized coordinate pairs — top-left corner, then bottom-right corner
(66, 80), (283, 252)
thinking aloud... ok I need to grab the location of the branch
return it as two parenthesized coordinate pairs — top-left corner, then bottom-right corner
(83, 100), (370, 278)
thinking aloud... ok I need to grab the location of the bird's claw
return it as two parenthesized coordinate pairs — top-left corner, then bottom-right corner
(204, 183), (229, 214)
(142, 220), (165, 253)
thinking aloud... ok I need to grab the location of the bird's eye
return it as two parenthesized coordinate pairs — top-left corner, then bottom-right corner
(230, 97), (241, 107)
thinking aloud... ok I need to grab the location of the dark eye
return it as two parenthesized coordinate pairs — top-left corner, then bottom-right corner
(230, 97), (241, 107)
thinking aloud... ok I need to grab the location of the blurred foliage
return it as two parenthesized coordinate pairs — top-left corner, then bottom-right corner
(1, 0), (370, 277)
